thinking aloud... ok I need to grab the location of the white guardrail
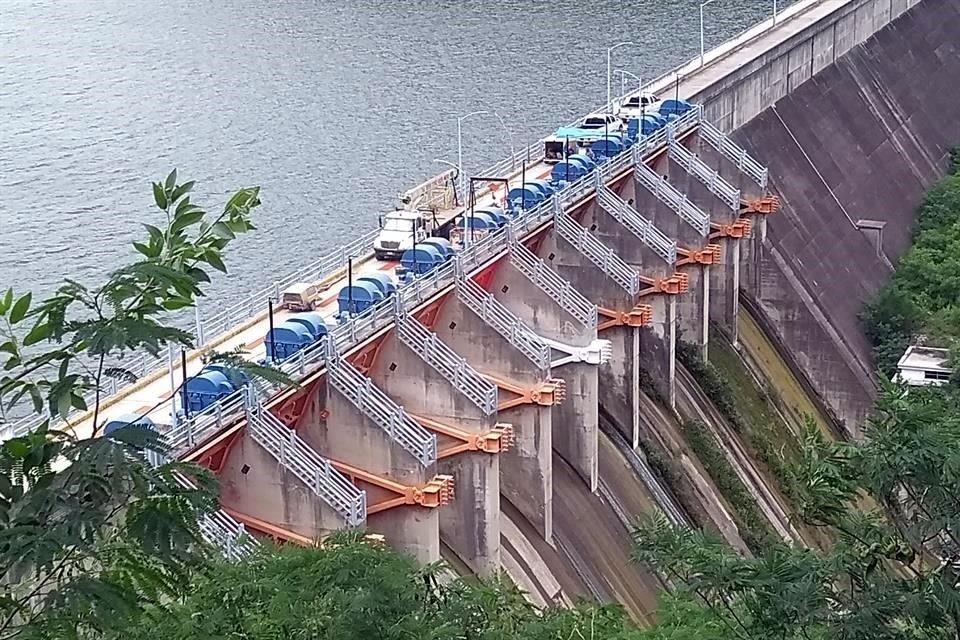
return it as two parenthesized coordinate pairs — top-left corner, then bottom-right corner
(596, 182), (677, 265)
(394, 302), (498, 416)
(4, 106), (703, 453)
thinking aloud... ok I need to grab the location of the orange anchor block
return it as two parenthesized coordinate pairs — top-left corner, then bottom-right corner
(677, 243), (722, 267)
(486, 375), (567, 410)
(598, 304), (653, 330)
(410, 474), (455, 509)
(710, 218), (752, 240)
(742, 194), (781, 215)
(647, 272), (689, 296)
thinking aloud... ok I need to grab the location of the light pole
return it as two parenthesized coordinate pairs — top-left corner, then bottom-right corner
(773, 0), (778, 25)
(700, 0), (718, 67)
(457, 110), (488, 225)
(606, 41), (634, 114)
(433, 158), (460, 205)
(615, 69), (642, 98)
(488, 110), (516, 169)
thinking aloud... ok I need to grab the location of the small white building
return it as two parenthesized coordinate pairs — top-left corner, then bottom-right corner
(896, 346), (953, 386)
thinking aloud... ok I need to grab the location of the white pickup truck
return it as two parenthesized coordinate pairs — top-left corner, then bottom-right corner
(373, 193), (449, 261)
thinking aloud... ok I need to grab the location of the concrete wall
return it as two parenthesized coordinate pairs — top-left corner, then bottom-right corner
(730, 0), (960, 432)
(690, 0), (925, 131)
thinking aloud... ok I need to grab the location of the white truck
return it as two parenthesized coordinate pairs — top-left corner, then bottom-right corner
(372, 196), (445, 261)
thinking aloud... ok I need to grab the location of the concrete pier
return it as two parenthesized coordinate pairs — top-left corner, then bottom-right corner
(434, 276), (555, 542)
(491, 236), (605, 492)
(367, 310), (503, 575)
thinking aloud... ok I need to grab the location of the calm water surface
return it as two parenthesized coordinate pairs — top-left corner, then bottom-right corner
(1, 0), (789, 303)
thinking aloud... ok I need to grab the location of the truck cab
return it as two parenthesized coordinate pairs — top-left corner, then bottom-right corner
(617, 92), (662, 118)
(373, 209), (430, 261)
(579, 113), (625, 131)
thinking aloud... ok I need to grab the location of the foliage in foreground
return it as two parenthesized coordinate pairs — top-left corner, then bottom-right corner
(634, 381), (960, 640)
(119, 532), (663, 640)
(861, 151), (960, 375)
(0, 172), (263, 640)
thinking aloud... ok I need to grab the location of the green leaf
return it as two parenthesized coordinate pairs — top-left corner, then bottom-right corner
(23, 322), (50, 346)
(3, 438), (30, 459)
(144, 224), (165, 246)
(170, 180), (195, 203)
(204, 249), (227, 273)
(164, 168), (178, 193)
(133, 242), (156, 258)
(0, 288), (11, 315)
(28, 384), (43, 412)
(10, 292), (32, 324)
(70, 392), (88, 411)
(211, 221), (235, 240)
(0, 340), (16, 356)
(170, 210), (205, 235)
(152, 182), (168, 210)
(162, 297), (194, 311)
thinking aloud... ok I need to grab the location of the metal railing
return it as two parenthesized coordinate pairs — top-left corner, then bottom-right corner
(667, 137), (741, 211)
(697, 119), (768, 189)
(596, 181), (678, 265)
(393, 302), (498, 416)
(506, 232), (597, 330)
(245, 391), (367, 527)
(455, 268), (552, 374)
(553, 201), (642, 297)
(165, 387), (248, 458)
(324, 340), (437, 467)
(173, 472), (260, 561)
(633, 153), (710, 236)
(197, 509), (260, 561)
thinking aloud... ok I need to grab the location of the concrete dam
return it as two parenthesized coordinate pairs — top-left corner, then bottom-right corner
(13, 0), (955, 623)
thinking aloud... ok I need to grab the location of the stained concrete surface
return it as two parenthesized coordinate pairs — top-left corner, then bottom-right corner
(733, 0), (960, 433)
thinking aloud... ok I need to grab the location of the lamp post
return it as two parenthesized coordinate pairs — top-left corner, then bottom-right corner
(433, 158), (460, 205)
(700, 0), (718, 67)
(457, 110), (489, 228)
(614, 69), (642, 98)
(773, 0), (778, 25)
(606, 41), (634, 114)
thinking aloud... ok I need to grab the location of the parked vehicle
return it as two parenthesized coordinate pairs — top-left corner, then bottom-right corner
(281, 282), (322, 311)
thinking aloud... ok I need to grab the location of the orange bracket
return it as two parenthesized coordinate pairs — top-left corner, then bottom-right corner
(222, 507), (315, 545)
(710, 217), (752, 240)
(676, 243), (722, 267)
(329, 459), (455, 514)
(410, 413), (515, 457)
(638, 272), (689, 297)
(597, 304), (653, 331)
(741, 194), (781, 215)
(482, 374), (567, 410)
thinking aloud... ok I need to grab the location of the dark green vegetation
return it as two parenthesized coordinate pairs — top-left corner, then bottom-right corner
(636, 380), (960, 640)
(118, 533), (658, 640)
(862, 150), (960, 375)
(0, 172), (267, 639)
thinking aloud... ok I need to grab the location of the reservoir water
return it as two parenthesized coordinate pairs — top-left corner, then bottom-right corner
(1, 0), (788, 302)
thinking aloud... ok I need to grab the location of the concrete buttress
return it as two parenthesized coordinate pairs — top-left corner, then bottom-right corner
(368, 306), (502, 576)
(662, 134), (746, 344)
(434, 273), (554, 542)
(492, 235), (605, 493)
(540, 201), (672, 445)
(300, 353), (442, 566)
(622, 152), (714, 358)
